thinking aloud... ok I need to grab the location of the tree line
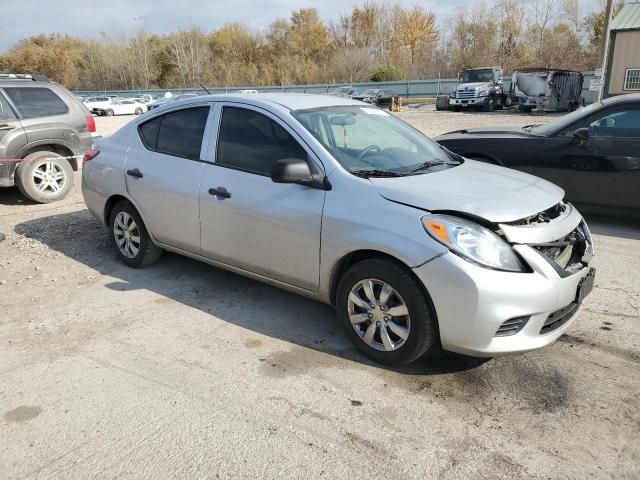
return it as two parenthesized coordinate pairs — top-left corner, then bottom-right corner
(0, 0), (619, 91)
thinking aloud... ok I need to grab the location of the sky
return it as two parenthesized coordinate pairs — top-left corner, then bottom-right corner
(1, 0), (468, 51)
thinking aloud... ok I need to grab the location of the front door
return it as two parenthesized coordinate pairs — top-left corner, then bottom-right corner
(124, 105), (211, 253)
(200, 105), (325, 291)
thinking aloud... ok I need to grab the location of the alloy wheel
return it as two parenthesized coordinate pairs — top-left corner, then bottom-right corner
(113, 212), (141, 259)
(32, 161), (66, 194)
(347, 278), (411, 352)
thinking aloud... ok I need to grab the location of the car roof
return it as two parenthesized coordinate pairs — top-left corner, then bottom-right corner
(170, 93), (364, 111)
(601, 93), (640, 106)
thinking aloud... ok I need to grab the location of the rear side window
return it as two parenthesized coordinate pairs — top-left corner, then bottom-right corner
(138, 106), (209, 160)
(217, 107), (307, 175)
(3, 87), (69, 119)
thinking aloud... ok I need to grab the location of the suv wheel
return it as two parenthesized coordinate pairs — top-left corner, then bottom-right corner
(15, 151), (73, 203)
(336, 258), (437, 366)
(109, 200), (162, 267)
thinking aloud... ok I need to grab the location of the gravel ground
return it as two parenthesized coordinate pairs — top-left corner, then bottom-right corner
(1, 110), (639, 479)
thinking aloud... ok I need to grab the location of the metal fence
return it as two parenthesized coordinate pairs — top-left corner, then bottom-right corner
(75, 72), (596, 104)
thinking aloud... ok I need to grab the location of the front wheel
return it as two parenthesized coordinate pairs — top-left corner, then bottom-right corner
(483, 98), (495, 112)
(336, 258), (437, 366)
(106, 109), (114, 116)
(109, 200), (162, 268)
(134, 107), (143, 115)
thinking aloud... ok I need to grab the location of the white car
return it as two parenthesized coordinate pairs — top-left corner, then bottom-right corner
(84, 96), (113, 113)
(94, 99), (148, 116)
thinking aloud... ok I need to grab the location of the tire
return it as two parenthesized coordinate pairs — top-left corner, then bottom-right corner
(106, 109), (114, 116)
(482, 98), (495, 112)
(336, 258), (437, 366)
(134, 108), (143, 115)
(15, 151), (74, 203)
(435, 95), (450, 111)
(108, 200), (162, 268)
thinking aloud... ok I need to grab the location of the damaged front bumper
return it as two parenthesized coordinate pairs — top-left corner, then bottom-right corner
(413, 203), (595, 357)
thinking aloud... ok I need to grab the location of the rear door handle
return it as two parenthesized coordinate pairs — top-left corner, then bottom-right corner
(208, 186), (231, 199)
(0, 124), (15, 131)
(126, 168), (143, 178)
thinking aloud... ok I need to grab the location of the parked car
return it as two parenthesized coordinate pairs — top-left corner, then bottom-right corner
(236, 89), (258, 94)
(146, 93), (198, 110)
(353, 89), (398, 108)
(0, 73), (97, 203)
(82, 93), (595, 365)
(94, 99), (147, 116)
(131, 94), (153, 104)
(327, 86), (359, 98)
(84, 96), (113, 113)
(435, 94), (640, 216)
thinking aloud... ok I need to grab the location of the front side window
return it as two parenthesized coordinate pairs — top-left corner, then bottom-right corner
(217, 107), (307, 176)
(583, 109), (640, 138)
(3, 87), (69, 119)
(138, 106), (209, 160)
(293, 106), (458, 177)
(624, 69), (640, 90)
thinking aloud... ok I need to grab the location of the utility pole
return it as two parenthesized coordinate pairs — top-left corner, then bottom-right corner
(596, 0), (614, 101)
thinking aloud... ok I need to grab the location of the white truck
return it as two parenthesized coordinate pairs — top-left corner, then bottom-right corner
(447, 66), (510, 112)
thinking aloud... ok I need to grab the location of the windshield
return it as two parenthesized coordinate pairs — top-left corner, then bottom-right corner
(462, 69), (494, 83)
(292, 106), (460, 177)
(531, 102), (602, 136)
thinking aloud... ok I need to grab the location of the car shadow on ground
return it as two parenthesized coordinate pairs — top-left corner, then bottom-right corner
(14, 209), (488, 376)
(584, 213), (640, 241)
(0, 186), (35, 206)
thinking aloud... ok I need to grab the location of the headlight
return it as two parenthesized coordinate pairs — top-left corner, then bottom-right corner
(449, 92), (456, 98)
(421, 215), (525, 272)
(478, 90), (489, 97)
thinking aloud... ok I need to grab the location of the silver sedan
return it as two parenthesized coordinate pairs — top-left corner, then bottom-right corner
(82, 93), (595, 365)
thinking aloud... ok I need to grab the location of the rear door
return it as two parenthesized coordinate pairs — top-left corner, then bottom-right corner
(199, 104), (325, 291)
(124, 104), (212, 253)
(0, 91), (26, 182)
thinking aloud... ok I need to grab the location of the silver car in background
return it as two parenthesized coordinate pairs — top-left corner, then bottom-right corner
(82, 93), (595, 365)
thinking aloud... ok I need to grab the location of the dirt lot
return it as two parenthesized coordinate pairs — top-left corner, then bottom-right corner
(1, 109), (639, 479)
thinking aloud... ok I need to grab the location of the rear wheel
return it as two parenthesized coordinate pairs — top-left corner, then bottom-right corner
(336, 258), (437, 366)
(15, 151), (73, 203)
(106, 109), (114, 116)
(109, 200), (162, 268)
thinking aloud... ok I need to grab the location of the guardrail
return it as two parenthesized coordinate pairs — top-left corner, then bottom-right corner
(75, 72), (596, 104)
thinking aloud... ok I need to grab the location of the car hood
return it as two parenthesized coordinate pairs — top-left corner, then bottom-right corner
(369, 160), (564, 223)
(458, 82), (490, 90)
(436, 126), (537, 139)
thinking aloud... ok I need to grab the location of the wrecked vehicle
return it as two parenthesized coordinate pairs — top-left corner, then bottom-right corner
(511, 68), (584, 112)
(82, 93), (595, 366)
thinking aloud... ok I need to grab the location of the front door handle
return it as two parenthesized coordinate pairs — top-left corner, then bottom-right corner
(208, 186), (231, 199)
(126, 168), (143, 178)
(0, 124), (15, 131)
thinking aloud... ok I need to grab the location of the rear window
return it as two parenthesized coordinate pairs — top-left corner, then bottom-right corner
(138, 106), (209, 160)
(3, 87), (69, 119)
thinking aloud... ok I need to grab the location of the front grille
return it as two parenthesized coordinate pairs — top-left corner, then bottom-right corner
(495, 316), (529, 337)
(540, 303), (579, 334)
(531, 221), (592, 276)
(509, 202), (567, 226)
(456, 88), (478, 99)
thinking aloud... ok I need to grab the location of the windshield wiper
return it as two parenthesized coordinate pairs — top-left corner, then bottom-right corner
(351, 169), (407, 178)
(406, 160), (451, 174)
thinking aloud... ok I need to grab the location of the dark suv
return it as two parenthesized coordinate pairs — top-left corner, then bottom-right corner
(0, 74), (98, 203)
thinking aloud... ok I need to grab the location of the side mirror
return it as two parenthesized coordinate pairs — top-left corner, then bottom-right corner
(271, 158), (314, 185)
(573, 127), (590, 142)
